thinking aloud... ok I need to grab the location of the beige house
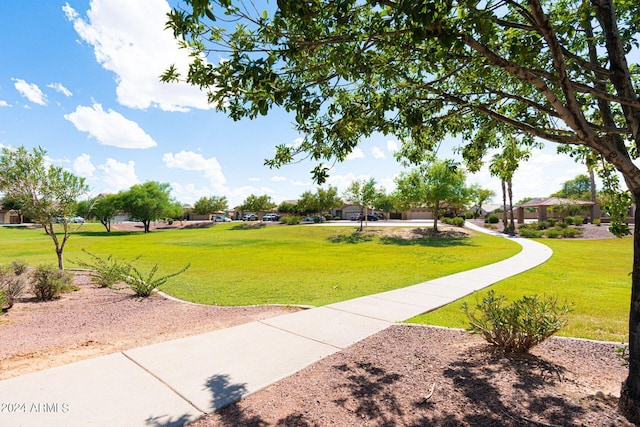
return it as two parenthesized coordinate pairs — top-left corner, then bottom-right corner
(0, 209), (21, 224)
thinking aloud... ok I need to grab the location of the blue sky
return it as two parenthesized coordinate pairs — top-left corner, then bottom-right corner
(0, 0), (590, 208)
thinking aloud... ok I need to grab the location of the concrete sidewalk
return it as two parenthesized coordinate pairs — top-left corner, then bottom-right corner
(0, 224), (552, 426)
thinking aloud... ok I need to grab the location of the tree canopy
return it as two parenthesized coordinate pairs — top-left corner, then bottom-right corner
(166, 0), (640, 420)
(551, 174), (593, 200)
(118, 181), (174, 233)
(0, 146), (88, 269)
(240, 194), (276, 215)
(193, 195), (228, 215)
(394, 159), (469, 231)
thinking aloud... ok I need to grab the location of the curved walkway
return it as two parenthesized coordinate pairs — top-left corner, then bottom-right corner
(0, 223), (552, 427)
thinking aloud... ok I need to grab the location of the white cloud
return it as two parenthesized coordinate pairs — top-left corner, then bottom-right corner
(290, 180), (308, 186)
(372, 147), (386, 159)
(63, 0), (211, 112)
(248, 177), (260, 182)
(346, 147), (365, 160)
(13, 78), (47, 105)
(162, 150), (226, 189)
(169, 182), (214, 206)
(64, 103), (157, 149)
(271, 176), (287, 182)
(47, 82), (73, 97)
(386, 140), (398, 152)
(73, 153), (96, 178)
(97, 158), (138, 191)
(0, 100), (10, 108)
(326, 172), (372, 194)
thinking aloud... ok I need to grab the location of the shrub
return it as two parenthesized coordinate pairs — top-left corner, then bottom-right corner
(593, 218), (601, 226)
(11, 259), (28, 276)
(461, 290), (569, 353)
(30, 265), (74, 301)
(281, 215), (301, 225)
(442, 217), (465, 227)
(119, 261), (191, 297)
(485, 214), (500, 224)
(564, 216), (575, 225)
(546, 218), (557, 227)
(518, 227), (543, 238)
(0, 265), (26, 310)
(560, 227), (583, 238)
(544, 228), (560, 238)
(72, 249), (136, 288)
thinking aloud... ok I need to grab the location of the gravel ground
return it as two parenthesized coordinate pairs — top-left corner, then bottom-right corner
(0, 222), (633, 425)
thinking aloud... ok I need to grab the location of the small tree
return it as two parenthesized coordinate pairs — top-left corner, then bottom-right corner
(0, 146), (89, 269)
(395, 160), (469, 232)
(118, 181), (173, 233)
(343, 178), (377, 231)
(193, 195), (228, 215)
(469, 185), (496, 219)
(91, 194), (120, 232)
(240, 194), (276, 217)
(373, 189), (396, 221)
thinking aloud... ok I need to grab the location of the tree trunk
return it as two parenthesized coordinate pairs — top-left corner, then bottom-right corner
(56, 248), (64, 270)
(500, 180), (508, 227)
(589, 168), (597, 222)
(507, 179), (515, 234)
(143, 220), (150, 233)
(619, 191), (640, 423)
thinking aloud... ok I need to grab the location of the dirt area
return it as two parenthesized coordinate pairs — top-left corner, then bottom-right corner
(0, 223), (633, 425)
(0, 272), (302, 380)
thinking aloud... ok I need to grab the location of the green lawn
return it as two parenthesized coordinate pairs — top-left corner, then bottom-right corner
(408, 237), (632, 342)
(0, 222), (519, 307)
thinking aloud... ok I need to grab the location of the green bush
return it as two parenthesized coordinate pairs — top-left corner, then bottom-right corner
(546, 218), (557, 227)
(0, 265), (26, 310)
(535, 221), (549, 230)
(485, 214), (500, 224)
(461, 290), (569, 353)
(560, 227), (583, 238)
(442, 217), (465, 227)
(465, 212), (474, 219)
(593, 218), (601, 226)
(11, 259), (28, 276)
(518, 227), (543, 238)
(572, 216), (584, 225)
(564, 216), (575, 225)
(72, 249), (136, 288)
(30, 265), (74, 301)
(120, 261), (191, 297)
(281, 215), (301, 225)
(544, 228), (560, 238)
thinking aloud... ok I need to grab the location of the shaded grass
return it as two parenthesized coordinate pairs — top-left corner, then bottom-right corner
(0, 223), (519, 307)
(408, 237), (632, 342)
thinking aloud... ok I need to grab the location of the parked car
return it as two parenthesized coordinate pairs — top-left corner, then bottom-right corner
(242, 213), (258, 221)
(303, 215), (326, 223)
(366, 215), (379, 221)
(350, 213), (362, 221)
(262, 213), (280, 221)
(71, 216), (85, 223)
(213, 216), (232, 222)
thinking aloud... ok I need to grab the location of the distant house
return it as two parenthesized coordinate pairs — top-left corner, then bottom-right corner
(0, 208), (21, 224)
(515, 197), (598, 223)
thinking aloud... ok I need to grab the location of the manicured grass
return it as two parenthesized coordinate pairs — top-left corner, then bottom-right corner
(408, 237), (632, 342)
(0, 223), (519, 307)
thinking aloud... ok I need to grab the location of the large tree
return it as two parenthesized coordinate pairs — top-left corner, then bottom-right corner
(395, 159), (470, 232)
(119, 181), (173, 233)
(241, 194), (276, 217)
(0, 146), (88, 269)
(551, 174), (593, 200)
(90, 194), (120, 233)
(298, 186), (343, 216)
(193, 195), (228, 215)
(166, 1), (640, 420)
